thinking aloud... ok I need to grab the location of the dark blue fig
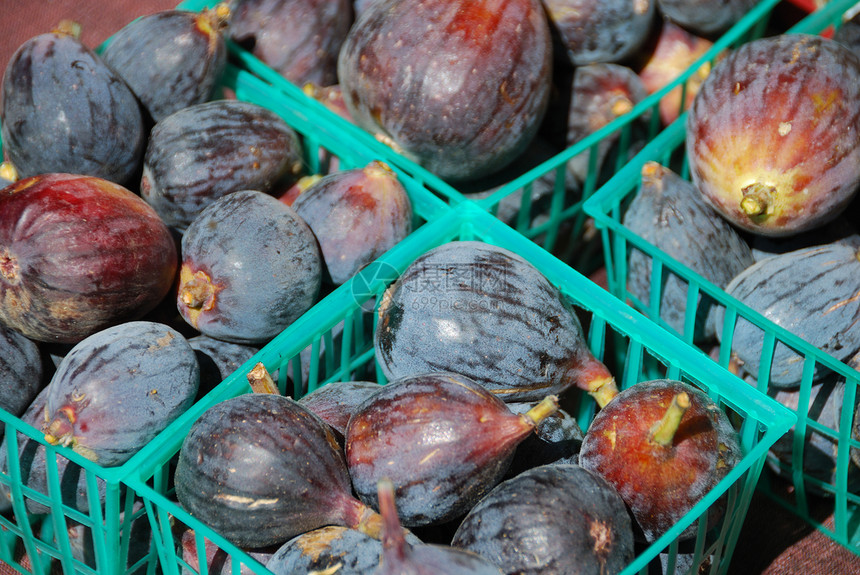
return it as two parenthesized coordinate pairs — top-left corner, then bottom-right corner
(297, 380), (381, 439)
(1, 22), (145, 186)
(267, 525), (422, 574)
(177, 190), (322, 344)
(42, 321), (200, 467)
(374, 479), (504, 575)
(100, 4), (230, 122)
(451, 464), (635, 575)
(543, 0), (656, 65)
(713, 243), (860, 388)
(374, 240), (618, 405)
(0, 325), (45, 420)
(749, 217), (860, 262)
(188, 334), (260, 396)
(622, 162), (754, 342)
(140, 99), (306, 231)
(292, 161), (413, 286)
(174, 393), (385, 549)
(228, 0), (354, 87)
(657, 0), (756, 36)
(345, 372), (560, 527)
(835, 11), (860, 58)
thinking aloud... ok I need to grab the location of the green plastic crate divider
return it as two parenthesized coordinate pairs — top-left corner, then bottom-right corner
(175, 0), (470, 208)
(0, 33), (453, 573)
(125, 205), (795, 575)
(582, 0), (860, 551)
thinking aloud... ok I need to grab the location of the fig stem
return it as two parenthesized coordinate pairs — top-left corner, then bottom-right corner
(180, 274), (214, 310)
(247, 362), (279, 395)
(354, 495), (386, 541)
(0, 161), (19, 184)
(648, 392), (691, 447)
(740, 183), (776, 217)
(376, 478), (409, 559)
(589, 376), (620, 409)
(521, 395), (560, 428)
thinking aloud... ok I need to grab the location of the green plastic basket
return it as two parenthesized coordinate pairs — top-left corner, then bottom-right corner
(123, 205), (794, 575)
(582, 0), (860, 552)
(0, 53), (450, 574)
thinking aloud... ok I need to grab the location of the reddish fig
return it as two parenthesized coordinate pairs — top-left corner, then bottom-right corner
(579, 379), (742, 542)
(687, 34), (860, 237)
(228, 0), (354, 87)
(292, 161), (413, 285)
(373, 479), (504, 575)
(637, 20), (714, 125)
(345, 372), (559, 527)
(338, 0), (553, 181)
(0, 173), (177, 344)
(174, 393), (384, 549)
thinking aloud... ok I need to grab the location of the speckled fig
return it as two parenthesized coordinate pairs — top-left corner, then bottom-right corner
(177, 190), (322, 344)
(0, 173), (178, 344)
(687, 34), (860, 237)
(338, 0), (553, 181)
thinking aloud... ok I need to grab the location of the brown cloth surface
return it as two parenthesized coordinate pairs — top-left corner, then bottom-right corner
(1, 1), (859, 574)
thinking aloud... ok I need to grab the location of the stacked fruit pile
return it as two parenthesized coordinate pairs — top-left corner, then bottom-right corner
(0, 0), (841, 573)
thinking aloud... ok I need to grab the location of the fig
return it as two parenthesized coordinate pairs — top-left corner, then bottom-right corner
(543, 0), (656, 66)
(1, 21), (146, 186)
(267, 524), (422, 574)
(505, 400), (583, 475)
(292, 161), (413, 285)
(579, 379), (742, 542)
(686, 34), (860, 237)
(373, 478), (504, 575)
(337, 0), (553, 182)
(374, 240), (619, 405)
(177, 190), (322, 345)
(296, 380), (381, 439)
(636, 19), (714, 125)
(174, 393), (384, 549)
(188, 335), (261, 395)
(622, 162), (754, 342)
(140, 99), (306, 231)
(229, 0), (354, 87)
(42, 321), (200, 467)
(302, 82), (355, 122)
(565, 62), (650, 185)
(345, 372), (560, 527)
(712, 243), (860, 388)
(834, 10), (860, 58)
(0, 325), (45, 421)
(451, 464), (636, 575)
(656, 0), (756, 36)
(0, 173), (178, 344)
(748, 215), (860, 262)
(100, 4), (230, 122)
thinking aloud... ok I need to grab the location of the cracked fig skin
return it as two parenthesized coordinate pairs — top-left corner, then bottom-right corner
(686, 34), (860, 237)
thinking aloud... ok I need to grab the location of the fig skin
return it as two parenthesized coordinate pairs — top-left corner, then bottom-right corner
(296, 380), (381, 439)
(543, 0), (656, 66)
(338, 0), (553, 182)
(0, 325), (45, 421)
(374, 241), (618, 405)
(174, 393), (385, 549)
(140, 99), (306, 232)
(42, 321), (200, 467)
(451, 464), (635, 575)
(636, 19), (714, 126)
(579, 379), (742, 543)
(100, 5), (230, 122)
(686, 34), (860, 237)
(0, 173), (178, 344)
(657, 0), (756, 37)
(292, 161), (413, 286)
(177, 190), (322, 345)
(229, 0), (354, 87)
(345, 372), (560, 527)
(1, 25), (146, 186)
